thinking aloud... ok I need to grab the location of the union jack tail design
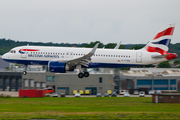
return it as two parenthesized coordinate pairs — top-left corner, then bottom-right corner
(143, 23), (177, 60)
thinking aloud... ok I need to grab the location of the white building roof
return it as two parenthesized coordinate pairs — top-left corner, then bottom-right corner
(121, 68), (180, 77)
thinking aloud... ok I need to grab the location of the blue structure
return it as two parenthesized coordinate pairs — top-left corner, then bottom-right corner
(136, 79), (177, 90)
(137, 79), (176, 90)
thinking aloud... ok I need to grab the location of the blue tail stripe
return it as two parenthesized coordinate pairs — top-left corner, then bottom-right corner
(151, 39), (171, 47)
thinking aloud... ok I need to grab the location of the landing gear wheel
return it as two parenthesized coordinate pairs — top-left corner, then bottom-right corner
(84, 72), (89, 77)
(22, 71), (27, 75)
(78, 73), (84, 78)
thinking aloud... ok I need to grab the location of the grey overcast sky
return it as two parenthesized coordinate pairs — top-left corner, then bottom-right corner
(0, 0), (180, 44)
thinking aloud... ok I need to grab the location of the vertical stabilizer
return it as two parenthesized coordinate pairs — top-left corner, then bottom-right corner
(143, 23), (175, 55)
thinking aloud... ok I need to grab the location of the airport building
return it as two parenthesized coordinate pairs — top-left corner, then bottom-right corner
(0, 72), (22, 91)
(0, 71), (114, 95)
(119, 68), (180, 92)
(22, 72), (114, 95)
(1, 68), (180, 95)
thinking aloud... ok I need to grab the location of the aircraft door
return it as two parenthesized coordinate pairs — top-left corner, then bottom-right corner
(21, 48), (27, 58)
(136, 52), (142, 63)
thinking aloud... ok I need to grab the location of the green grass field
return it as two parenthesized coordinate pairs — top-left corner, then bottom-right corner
(0, 97), (180, 119)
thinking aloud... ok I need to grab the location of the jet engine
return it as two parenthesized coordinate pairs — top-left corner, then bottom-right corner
(48, 61), (70, 73)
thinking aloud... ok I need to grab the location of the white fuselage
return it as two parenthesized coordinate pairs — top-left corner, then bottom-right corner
(2, 46), (166, 68)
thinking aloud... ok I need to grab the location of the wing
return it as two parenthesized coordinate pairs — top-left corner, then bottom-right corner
(114, 41), (121, 49)
(66, 43), (99, 68)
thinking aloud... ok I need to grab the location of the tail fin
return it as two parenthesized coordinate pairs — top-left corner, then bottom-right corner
(144, 23), (175, 55)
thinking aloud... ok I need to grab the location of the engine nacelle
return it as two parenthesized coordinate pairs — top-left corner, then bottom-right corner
(48, 61), (70, 73)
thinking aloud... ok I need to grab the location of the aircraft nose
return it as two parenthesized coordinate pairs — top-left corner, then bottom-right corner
(2, 53), (8, 60)
(2, 54), (5, 59)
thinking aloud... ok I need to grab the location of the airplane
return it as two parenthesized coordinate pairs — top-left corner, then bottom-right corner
(2, 23), (177, 78)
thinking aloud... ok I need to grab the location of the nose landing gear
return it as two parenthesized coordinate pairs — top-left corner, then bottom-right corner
(22, 71), (27, 75)
(22, 65), (28, 75)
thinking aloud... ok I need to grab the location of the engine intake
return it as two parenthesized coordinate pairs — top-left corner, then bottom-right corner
(48, 61), (70, 73)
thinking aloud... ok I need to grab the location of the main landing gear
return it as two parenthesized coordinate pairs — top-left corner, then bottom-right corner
(78, 72), (89, 78)
(77, 65), (90, 78)
(22, 65), (27, 75)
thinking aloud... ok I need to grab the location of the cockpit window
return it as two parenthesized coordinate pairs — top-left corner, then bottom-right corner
(10, 50), (16, 53)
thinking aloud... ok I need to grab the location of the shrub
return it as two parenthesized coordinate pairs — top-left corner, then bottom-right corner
(45, 95), (51, 97)
(0, 94), (5, 98)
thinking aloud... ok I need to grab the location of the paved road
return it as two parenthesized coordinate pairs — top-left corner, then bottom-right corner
(0, 91), (152, 97)
(65, 95), (152, 97)
(0, 91), (18, 97)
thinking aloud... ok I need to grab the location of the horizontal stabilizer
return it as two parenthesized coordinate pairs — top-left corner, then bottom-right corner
(151, 54), (168, 59)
